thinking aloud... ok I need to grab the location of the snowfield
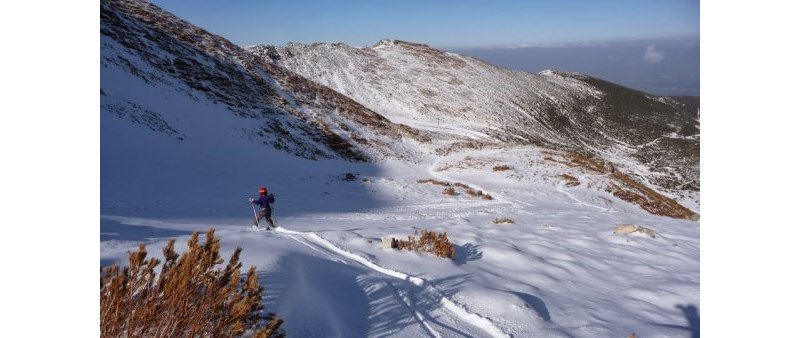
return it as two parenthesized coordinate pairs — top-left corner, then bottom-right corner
(102, 101), (699, 336)
(101, 1), (699, 336)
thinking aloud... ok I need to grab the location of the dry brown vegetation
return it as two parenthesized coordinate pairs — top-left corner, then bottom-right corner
(542, 150), (607, 174)
(100, 229), (284, 337)
(558, 174), (581, 187)
(607, 172), (699, 220)
(453, 182), (471, 190)
(540, 149), (697, 220)
(419, 179), (493, 200)
(395, 229), (455, 259)
(417, 178), (450, 186)
(493, 217), (515, 224)
(565, 153), (606, 173)
(492, 164), (512, 171)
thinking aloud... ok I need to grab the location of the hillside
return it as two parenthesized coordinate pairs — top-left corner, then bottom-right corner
(102, 1), (426, 164)
(248, 40), (700, 209)
(101, 1), (700, 336)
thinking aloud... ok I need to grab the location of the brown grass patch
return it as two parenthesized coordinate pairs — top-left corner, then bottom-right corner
(558, 174), (581, 187)
(464, 189), (482, 197)
(395, 229), (455, 259)
(419, 179), (494, 200)
(100, 229), (284, 337)
(493, 217), (515, 224)
(453, 182), (471, 189)
(492, 164), (512, 171)
(607, 172), (698, 220)
(566, 153), (606, 173)
(417, 178), (450, 186)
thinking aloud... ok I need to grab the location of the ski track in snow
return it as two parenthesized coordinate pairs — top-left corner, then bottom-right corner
(274, 226), (510, 338)
(555, 183), (612, 212)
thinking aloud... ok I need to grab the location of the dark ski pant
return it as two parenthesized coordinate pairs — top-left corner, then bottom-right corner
(255, 208), (275, 228)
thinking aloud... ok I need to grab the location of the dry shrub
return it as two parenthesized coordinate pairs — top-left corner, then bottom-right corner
(463, 186), (492, 200)
(465, 189), (481, 197)
(100, 229), (284, 337)
(492, 164), (511, 171)
(420, 179), (493, 200)
(395, 229), (455, 259)
(417, 178), (450, 186)
(453, 182), (470, 190)
(493, 217), (514, 224)
(606, 172), (698, 220)
(558, 174), (580, 187)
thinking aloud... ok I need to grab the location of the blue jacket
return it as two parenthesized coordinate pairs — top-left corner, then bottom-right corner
(253, 194), (275, 210)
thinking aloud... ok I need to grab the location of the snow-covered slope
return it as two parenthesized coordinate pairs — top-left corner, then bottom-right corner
(101, 1), (699, 337)
(248, 40), (700, 208)
(102, 0), (426, 164)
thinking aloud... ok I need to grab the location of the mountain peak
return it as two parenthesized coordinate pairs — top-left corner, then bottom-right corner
(372, 39), (431, 49)
(372, 39), (396, 48)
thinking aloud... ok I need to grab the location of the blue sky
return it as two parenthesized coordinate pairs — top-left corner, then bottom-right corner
(150, 0), (699, 48)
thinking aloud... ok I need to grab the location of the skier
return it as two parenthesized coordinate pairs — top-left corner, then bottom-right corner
(249, 187), (275, 229)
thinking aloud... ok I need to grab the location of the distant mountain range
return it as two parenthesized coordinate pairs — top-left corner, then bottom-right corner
(101, 0), (698, 218)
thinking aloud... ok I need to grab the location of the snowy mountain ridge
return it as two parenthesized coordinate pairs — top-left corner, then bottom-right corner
(247, 41), (700, 209)
(101, 0), (428, 163)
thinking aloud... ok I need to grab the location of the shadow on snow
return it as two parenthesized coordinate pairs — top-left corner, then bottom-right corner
(647, 303), (700, 338)
(453, 242), (483, 266)
(100, 217), (194, 242)
(259, 252), (475, 337)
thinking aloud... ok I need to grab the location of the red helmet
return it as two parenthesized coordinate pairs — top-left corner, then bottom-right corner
(258, 187), (268, 195)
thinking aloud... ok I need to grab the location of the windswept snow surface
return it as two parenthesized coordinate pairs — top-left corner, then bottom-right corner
(101, 3), (698, 337)
(102, 112), (700, 337)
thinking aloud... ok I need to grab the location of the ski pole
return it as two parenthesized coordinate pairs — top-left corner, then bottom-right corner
(270, 203), (278, 228)
(250, 199), (260, 228)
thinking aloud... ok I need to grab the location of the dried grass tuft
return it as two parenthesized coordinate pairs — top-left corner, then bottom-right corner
(417, 178), (450, 186)
(492, 164), (511, 171)
(558, 174), (580, 187)
(395, 229), (455, 259)
(493, 217), (515, 224)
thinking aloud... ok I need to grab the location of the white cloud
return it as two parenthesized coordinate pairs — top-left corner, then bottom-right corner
(643, 45), (665, 64)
